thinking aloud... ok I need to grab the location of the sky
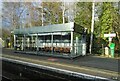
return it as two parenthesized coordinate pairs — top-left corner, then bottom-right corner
(1, 1), (119, 29)
(1, 0), (119, 2)
(0, 1), (2, 30)
(1, 2), (75, 28)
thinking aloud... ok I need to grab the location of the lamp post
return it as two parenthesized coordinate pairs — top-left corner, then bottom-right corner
(37, 3), (44, 26)
(41, 3), (44, 26)
(62, 0), (65, 24)
(89, 2), (95, 54)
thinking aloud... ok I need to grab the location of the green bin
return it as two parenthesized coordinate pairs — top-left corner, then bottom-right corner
(109, 43), (115, 58)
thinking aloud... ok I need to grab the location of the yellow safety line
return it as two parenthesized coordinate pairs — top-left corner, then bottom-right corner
(2, 54), (119, 77)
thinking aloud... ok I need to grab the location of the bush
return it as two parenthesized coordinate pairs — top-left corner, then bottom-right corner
(92, 37), (106, 54)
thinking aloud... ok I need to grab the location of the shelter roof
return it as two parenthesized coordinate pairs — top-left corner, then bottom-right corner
(14, 22), (74, 35)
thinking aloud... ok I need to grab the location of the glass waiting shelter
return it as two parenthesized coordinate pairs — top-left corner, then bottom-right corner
(14, 22), (86, 58)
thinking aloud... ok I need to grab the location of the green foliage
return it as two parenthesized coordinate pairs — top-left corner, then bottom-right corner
(2, 28), (11, 40)
(42, 2), (63, 25)
(94, 2), (120, 53)
(99, 2), (117, 38)
(75, 2), (92, 33)
(94, 20), (101, 37)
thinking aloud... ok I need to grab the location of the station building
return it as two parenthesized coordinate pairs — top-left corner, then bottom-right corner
(14, 22), (87, 58)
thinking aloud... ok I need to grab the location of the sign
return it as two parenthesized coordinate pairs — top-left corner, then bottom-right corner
(104, 33), (116, 37)
(109, 37), (112, 41)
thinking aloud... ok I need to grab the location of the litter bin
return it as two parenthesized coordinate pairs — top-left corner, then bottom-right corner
(109, 43), (115, 58)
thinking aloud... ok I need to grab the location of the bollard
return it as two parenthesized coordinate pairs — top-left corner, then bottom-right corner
(105, 47), (109, 56)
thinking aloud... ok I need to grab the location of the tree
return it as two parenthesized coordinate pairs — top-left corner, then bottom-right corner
(99, 3), (114, 38)
(2, 2), (23, 29)
(33, 2), (76, 26)
(95, 2), (120, 53)
(2, 2), (34, 47)
(42, 2), (63, 25)
(75, 2), (92, 33)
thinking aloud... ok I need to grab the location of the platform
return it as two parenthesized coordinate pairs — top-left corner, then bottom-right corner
(1, 48), (120, 81)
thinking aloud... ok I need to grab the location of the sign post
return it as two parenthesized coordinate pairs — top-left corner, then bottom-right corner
(109, 43), (115, 58)
(104, 33), (116, 45)
(104, 33), (116, 58)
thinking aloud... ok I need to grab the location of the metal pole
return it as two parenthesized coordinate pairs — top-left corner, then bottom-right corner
(21, 36), (23, 50)
(89, 2), (95, 54)
(27, 37), (30, 48)
(32, 36), (33, 50)
(14, 35), (16, 48)
(62, 0), (65, 24)
(42, 2), (44, 26)
(23, 34), (25, 51)
(36, 33), (39, 51)
(70, 31), (74, 56)
(68, 2), (70, 23)
(51, 33), (53, 53)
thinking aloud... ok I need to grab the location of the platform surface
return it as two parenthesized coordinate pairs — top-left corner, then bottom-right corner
(1, 48), (120, 80)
